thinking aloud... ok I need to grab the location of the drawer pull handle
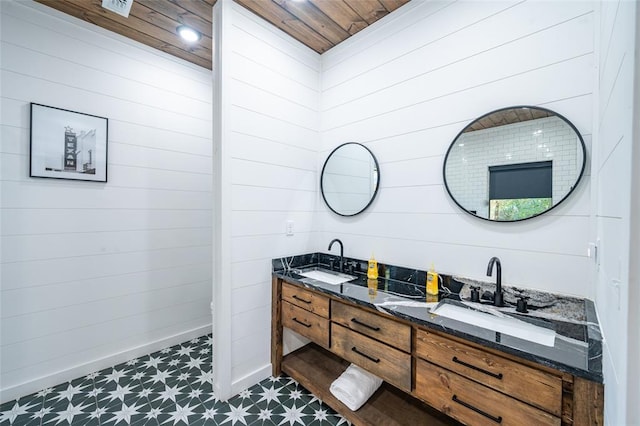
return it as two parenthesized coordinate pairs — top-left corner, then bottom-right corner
(292, 318), (311, 328)
(351, 347), (380, 363)
(452, 395), (502, 424)
(292, 295), (312, 304)
(351, 318), (380, 331)
(452, 356), (503, 380)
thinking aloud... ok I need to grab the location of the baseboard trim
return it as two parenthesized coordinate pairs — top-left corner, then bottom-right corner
(1, 324), (212, 404)
(229, 364), (272, 399)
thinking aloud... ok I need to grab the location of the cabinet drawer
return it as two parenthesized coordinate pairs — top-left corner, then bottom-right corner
(282, 282), (329, 318)
(330, 323), (411, 392)
(282, 301), (329, 348)
(331, 300), (411, 352)
(415, 329), (562, 416)
(415, 359), (560, 426)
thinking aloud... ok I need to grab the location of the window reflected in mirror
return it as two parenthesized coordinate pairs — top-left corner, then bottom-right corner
(488, 161), (552, 220)
(489, 199), (552, 221)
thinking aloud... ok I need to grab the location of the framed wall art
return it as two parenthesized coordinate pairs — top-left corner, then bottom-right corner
(30, 103), (108, 182)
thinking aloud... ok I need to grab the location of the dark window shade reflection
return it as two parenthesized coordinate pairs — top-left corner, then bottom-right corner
(489, 161), (552, 200)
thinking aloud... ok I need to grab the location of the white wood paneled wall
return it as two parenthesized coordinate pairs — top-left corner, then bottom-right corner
(318, 0), (595, 297)
(0, 1), (213, 402)
(593, 1), (638, 424)
(217, 2), (321, 395)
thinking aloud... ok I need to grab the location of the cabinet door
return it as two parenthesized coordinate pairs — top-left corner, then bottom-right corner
(331, 323), (411, 392)
(282, 301), (329, 348)
(415, 359), (560, 426)
(415, 329), (562, 415)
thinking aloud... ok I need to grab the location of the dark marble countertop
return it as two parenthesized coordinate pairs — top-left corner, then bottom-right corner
(273, 253), (603, 383)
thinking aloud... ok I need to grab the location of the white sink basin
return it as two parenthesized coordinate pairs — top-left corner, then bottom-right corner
(431, 303), (556, 347)
(297, 268), (356, 285)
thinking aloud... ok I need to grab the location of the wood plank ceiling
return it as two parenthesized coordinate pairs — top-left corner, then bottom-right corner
(464, 108), (554, 133)
(34, 0), (410, 70)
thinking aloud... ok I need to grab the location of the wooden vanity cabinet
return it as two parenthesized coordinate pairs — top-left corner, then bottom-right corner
(281, 282), (329, 317)
(415, 329), (562, 425)
(330, 322), (412, 391)
(415, 359), (560, 426)
(415, 329), (562, 415)
(330, 300), (412, 391)
(271, 277), (604, 426)
(280, 282), (330, 348)
(331, 300), (411, 351)
(281, 301), (329, 348)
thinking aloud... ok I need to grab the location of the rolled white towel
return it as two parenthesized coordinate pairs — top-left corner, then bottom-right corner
(329, 364), (383, 411)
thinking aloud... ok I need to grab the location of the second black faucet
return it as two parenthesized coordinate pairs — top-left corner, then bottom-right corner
(328, 239), (344, 273)
(486, 256), (504, 307)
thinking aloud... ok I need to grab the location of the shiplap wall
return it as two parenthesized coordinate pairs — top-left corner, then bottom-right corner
(318, 0), (594, 297)
(593, 1), (637, 424)
(628, 7), (640, 419)
(217, 2), (321, 395)
(0, 1), (212, 402)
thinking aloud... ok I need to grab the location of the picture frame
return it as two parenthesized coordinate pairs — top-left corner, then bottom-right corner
(30, 103), (108, 182)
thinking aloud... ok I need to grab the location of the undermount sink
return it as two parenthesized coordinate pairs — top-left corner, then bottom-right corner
(431, 303), (556, 347)
(296, 267), (356, 285)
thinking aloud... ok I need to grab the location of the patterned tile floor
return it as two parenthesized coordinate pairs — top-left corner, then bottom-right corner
(1, 335), (349, 425)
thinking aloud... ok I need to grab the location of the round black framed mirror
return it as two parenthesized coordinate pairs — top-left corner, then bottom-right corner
(321, 142), (380, 216)
(443, 106), (586, 222)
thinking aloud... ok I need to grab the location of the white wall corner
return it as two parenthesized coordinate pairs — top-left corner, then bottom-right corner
(212, 0), (234, 402)
(320, 0), (437, 70)
(229, 1), (320, 63)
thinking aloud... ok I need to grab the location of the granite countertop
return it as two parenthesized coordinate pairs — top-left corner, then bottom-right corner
(272, 253), (603, 383)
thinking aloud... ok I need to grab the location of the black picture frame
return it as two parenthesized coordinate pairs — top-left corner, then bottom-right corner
(30, 103), (108, 182)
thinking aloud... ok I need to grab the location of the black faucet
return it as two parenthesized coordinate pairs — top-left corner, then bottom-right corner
(486, 257), (504, 307)
(328, 239), (344, 272)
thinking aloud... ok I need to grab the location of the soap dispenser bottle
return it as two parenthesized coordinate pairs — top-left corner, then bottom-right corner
(426, 263), (439, 302)
(367, 254), (378, 279)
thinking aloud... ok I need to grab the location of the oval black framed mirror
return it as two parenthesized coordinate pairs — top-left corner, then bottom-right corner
(321, 142), (380, 216)
(443, 106), (586, 222)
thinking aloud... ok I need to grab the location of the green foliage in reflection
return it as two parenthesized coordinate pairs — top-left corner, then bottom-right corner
(490, 198), (553, 221)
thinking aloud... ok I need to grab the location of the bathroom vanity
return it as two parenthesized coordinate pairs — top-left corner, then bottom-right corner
(271, 254), (603, 426)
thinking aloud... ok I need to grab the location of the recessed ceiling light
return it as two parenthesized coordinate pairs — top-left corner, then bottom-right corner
(177, 26), (201, 43)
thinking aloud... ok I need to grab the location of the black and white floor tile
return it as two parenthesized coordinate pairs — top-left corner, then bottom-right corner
(1, 335), (349, 425)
